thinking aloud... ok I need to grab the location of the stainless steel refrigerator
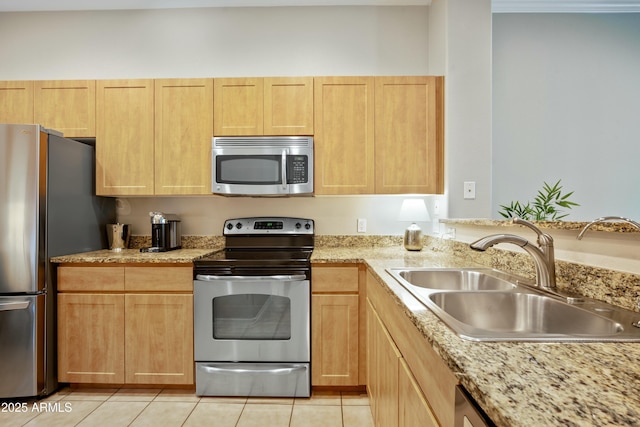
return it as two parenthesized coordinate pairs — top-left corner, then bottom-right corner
(0, 124), (115, 398)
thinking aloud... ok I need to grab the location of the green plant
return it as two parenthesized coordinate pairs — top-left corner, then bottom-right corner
(498, 180), (579, 221)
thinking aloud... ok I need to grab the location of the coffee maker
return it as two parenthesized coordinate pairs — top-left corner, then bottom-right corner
(140, 211), (182, 252)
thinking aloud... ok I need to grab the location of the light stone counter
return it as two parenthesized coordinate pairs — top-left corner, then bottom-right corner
(312, 244), (640, 427)
(51, 248), (218, 264)
(50, 236), (640, 426)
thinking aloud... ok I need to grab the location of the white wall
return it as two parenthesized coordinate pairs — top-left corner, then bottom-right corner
(0, 7), (429, 79)
(492, 13), (640, 221)
(435, 0), (493, 220)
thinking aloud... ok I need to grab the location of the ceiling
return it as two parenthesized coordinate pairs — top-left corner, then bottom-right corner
(0, 0), (638, 12)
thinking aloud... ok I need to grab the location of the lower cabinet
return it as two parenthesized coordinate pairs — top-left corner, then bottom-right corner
(367, 270), (457, 427)
(57, 265), (194, 386)
(311, 264), (366, 386)
(367, 298), (400, 427)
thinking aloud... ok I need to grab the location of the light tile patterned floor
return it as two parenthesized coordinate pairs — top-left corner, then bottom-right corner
(0, 388), (374, 427)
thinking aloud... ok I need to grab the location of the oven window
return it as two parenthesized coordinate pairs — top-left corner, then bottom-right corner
(216, 155), (281, 184)
(212, 294), (292, 340)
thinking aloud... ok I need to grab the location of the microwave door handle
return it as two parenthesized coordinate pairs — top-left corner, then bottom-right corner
(281, 149), (288, 190)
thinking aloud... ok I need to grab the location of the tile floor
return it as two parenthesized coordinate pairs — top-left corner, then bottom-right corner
(0, 388), (374, 427)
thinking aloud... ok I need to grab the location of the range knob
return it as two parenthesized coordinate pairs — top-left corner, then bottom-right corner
(295, 222), (302, 229)
(305, 223), (311, 230)
(226, 223), (234, 230)
(236, 222), (242, 229)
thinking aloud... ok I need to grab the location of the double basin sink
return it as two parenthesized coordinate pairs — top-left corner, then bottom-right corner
(386, 267), (640, 342)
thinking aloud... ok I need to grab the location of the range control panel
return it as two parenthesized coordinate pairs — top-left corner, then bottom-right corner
(223, 217), (314, 235)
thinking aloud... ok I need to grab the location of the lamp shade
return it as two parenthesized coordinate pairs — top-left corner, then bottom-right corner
(398, 199), (430, 222)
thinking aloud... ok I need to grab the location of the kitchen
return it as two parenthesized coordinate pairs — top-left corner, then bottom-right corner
(1, 0), (640, 426)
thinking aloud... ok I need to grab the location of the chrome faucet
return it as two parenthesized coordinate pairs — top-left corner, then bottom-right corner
(470, 218), (556, 290)
(577, 216), (640, 240)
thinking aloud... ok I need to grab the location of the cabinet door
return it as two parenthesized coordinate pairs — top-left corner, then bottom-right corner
(34, 80), (96, 137)
(314, 77), (375, 194)
(155, 79), (213, 195)
(125, 294), (194, 385)
(96, 79), (154, 196)
(312, 294), (359, 386)
(374, 76), (444, 194)
(264, 77), (313, 135)
(0, 80), (34, 123)
(367, 298), (400, 427)
(399, 359), (439, 427)
(214, 78), (263, 136)
(58, 293), (125, 383)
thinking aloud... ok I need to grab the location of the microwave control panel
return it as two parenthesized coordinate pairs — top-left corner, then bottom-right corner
(287, 155), (308, 184)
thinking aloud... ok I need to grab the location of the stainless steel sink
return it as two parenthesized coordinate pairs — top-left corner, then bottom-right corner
(386, 267), (640, 342)
(388, 267), (517, 292)
(429, 291), (627, 341)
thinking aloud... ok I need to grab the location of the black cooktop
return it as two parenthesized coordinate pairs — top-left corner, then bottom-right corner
(193, 217), (314, 275)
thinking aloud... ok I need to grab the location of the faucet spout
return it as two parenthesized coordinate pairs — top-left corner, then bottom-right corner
(577, 216), (640, 240)
(470, 223), (556, 290)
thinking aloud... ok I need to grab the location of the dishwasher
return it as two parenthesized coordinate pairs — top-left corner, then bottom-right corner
(455, 386), (495, 427)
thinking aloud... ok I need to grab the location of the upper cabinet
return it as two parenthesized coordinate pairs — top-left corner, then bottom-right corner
(315, 76), (444, 195)
(314, 77), (375, 195)
(96, 78), (214, 196)
(0, 81), (34, 124)
(374, 76), (444, 194)
(214, 77), (313, 136)
(96, 79), (155, 196)
(154, 79), (213, 195)
(34, 80), (96, 138)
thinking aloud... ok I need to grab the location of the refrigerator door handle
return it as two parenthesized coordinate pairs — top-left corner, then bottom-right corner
(0, 301), (30, 311)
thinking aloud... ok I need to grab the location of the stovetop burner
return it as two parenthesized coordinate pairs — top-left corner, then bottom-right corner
(194, 217), (314, 275)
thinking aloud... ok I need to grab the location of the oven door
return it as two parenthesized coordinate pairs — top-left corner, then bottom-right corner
(194, 274), (310, 363)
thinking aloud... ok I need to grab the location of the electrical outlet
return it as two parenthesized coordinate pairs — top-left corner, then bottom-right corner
(464, 181), (476, 199)
(357, 218), (367, 233)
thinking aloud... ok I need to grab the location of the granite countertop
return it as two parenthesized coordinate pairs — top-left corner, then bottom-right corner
(313, 246), (640, 427)
(51, 248), (217, 264)
(51, 241), (640, 426)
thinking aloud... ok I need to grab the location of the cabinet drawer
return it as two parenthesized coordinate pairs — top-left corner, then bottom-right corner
(125, 266), (193, 292)
(312, 265), (359, 293)
(58, 266), (125, 292)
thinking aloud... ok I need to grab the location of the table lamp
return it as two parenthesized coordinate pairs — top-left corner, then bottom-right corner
(398, 199), (430, 251)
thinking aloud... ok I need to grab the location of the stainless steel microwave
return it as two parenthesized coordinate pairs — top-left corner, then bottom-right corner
(212, 136), (313, 196)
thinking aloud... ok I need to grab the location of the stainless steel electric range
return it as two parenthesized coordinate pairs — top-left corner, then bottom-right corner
(193, 217), (314, 397)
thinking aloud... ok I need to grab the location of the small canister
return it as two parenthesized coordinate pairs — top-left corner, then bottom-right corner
(106, 223), (131, 251)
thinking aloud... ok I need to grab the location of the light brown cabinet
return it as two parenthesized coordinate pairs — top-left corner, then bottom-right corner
(374, 76), (444, 194)
(314, 77), (375, 194)
(0, 80), (34, 124)
(57, 265), (194, 386)
(96, 79), (155, 196)
(154, 78), (213, 195)
(367, 298), (401, 427)
(311, 264), (365, 386)
(96, 78), (213, 196)
(34, 80), (96, 137)
(315, 76), (444, 195)
(399, 358), (439, 427)
(58, 293), (125, 383)
(367, 270), (457, 427)
(214, 77), (313, 136)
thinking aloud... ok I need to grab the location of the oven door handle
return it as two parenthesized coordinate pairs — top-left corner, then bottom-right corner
(201, 365), (307, 375)
(195, 274), (307, 282)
